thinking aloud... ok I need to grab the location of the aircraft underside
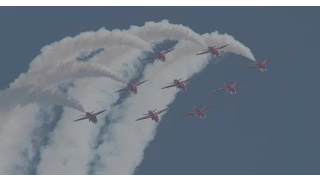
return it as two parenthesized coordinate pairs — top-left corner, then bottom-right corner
(197, 114), (205, 119)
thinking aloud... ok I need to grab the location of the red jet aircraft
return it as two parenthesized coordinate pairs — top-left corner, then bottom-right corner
(196, 44), (229, 57)
(161, 77), (193, 91)
(73, 109), (107, 124)
(135, 108), (168, 123)
(182, 104), (214, 119)
(212, 80), (245, 95)
(114, 80), (147, 94)
(244, 58), (272, 72)
(140, 48), (175, 62)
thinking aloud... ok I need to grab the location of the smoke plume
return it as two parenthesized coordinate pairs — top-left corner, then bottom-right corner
(93, 38), (255, 174)
(11, 61), (128, 90)
(0, 20), (256, 175)
(27, 28), (152, 72)
(127, 20), (207, 47)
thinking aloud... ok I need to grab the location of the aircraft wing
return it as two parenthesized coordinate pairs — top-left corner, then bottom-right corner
(73, 116), (88, 122)
(233, 80), (245, 87)
(115, 87), (128, 93)
(195, 51), (210, 55)
(135, 115), (151, 121)
(156, 108), (168, 115)
(202, 104), (214, 112)
(264, 58), (272, 64)
(136, 80), (148, 86)
(93, 109), (107, 116)
(161, 84), (176, 89)
(244, 65), (259, 70)
(182, 77), (193, 84)
(217, 44), (229, 50)
(212, 87), (226, 93)
(182, 111), (196, 116)
(163, 48), (175, 54)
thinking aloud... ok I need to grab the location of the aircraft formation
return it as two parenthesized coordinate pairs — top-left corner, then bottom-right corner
(72, 44), (273, 124)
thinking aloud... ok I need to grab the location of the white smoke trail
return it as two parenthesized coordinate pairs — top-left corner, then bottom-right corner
(11, 61), (128, 90)
(0, 85), (85, 114)
(0, 84), (85, 137)
(95, 46), (141, 67)
(127, 19), (207, 47)
(0, 104), (42, 174)
(0, 24), (151, 174)
(0, 47), (148, 174)
(93, 35), (255, 174)
(36, 20), (207, 174)
(3, 28), (149, 108)
(0, 31), (148, 174)
(0, 84), (85, 174)
(26, 27), (152, 73)
(4, 28), (148, 113)
(36, 50), (142, 175)
(91, 41), (206, 174)
(0, 20), (255, 175)
(3, 29), (144, 120)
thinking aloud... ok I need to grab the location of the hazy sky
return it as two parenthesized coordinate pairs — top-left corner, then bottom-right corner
(0, 7), (319, 175)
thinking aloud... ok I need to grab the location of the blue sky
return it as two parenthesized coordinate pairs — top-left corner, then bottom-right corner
(0, 7), (319, 175)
